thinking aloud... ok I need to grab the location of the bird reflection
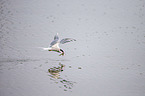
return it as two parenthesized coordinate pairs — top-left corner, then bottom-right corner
(48, 63), (65, 79)
(48, 62), (76, 91)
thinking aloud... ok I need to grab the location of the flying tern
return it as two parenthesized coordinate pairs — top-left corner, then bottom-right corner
(42, 33), (76, 56)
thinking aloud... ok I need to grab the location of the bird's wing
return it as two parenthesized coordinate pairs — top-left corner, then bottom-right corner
(60, 38), (76, 44)
(54, 33), (59, 40)
(50, 33), (59, 47)
(50, 39), (58, 47)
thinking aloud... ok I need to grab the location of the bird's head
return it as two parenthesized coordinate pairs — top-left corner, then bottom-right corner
(59, 49), (64, 56)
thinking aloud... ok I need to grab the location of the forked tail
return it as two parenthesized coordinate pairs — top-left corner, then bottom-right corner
(37, 47), (51, 51)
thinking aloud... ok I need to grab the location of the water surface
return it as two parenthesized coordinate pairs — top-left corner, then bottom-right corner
(0, 0), (145, 96)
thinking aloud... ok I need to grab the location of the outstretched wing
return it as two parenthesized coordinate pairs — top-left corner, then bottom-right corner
(60, 38), (76, 44)
(50, 40), (58, 47)
(50, 33), (59, 47)
(54, 33), (59, 40)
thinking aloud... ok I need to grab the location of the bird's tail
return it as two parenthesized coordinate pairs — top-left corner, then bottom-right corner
(37, 47), (51, 51)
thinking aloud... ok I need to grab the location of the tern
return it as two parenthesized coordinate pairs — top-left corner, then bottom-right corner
(42, 33), (76, 56)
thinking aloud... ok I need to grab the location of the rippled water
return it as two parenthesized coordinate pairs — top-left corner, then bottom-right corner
(0, 0), (145, 96)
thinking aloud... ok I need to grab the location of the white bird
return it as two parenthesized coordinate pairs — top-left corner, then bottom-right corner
(42, 33), (76, 56)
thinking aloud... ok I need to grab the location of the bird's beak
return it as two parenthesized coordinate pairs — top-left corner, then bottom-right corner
(59, 52), (64, 56)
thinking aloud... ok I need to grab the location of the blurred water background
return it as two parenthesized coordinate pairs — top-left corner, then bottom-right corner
(0, 0), (145, 96)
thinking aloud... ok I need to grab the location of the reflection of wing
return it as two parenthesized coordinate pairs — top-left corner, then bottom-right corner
(60, 38), (76, 44)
